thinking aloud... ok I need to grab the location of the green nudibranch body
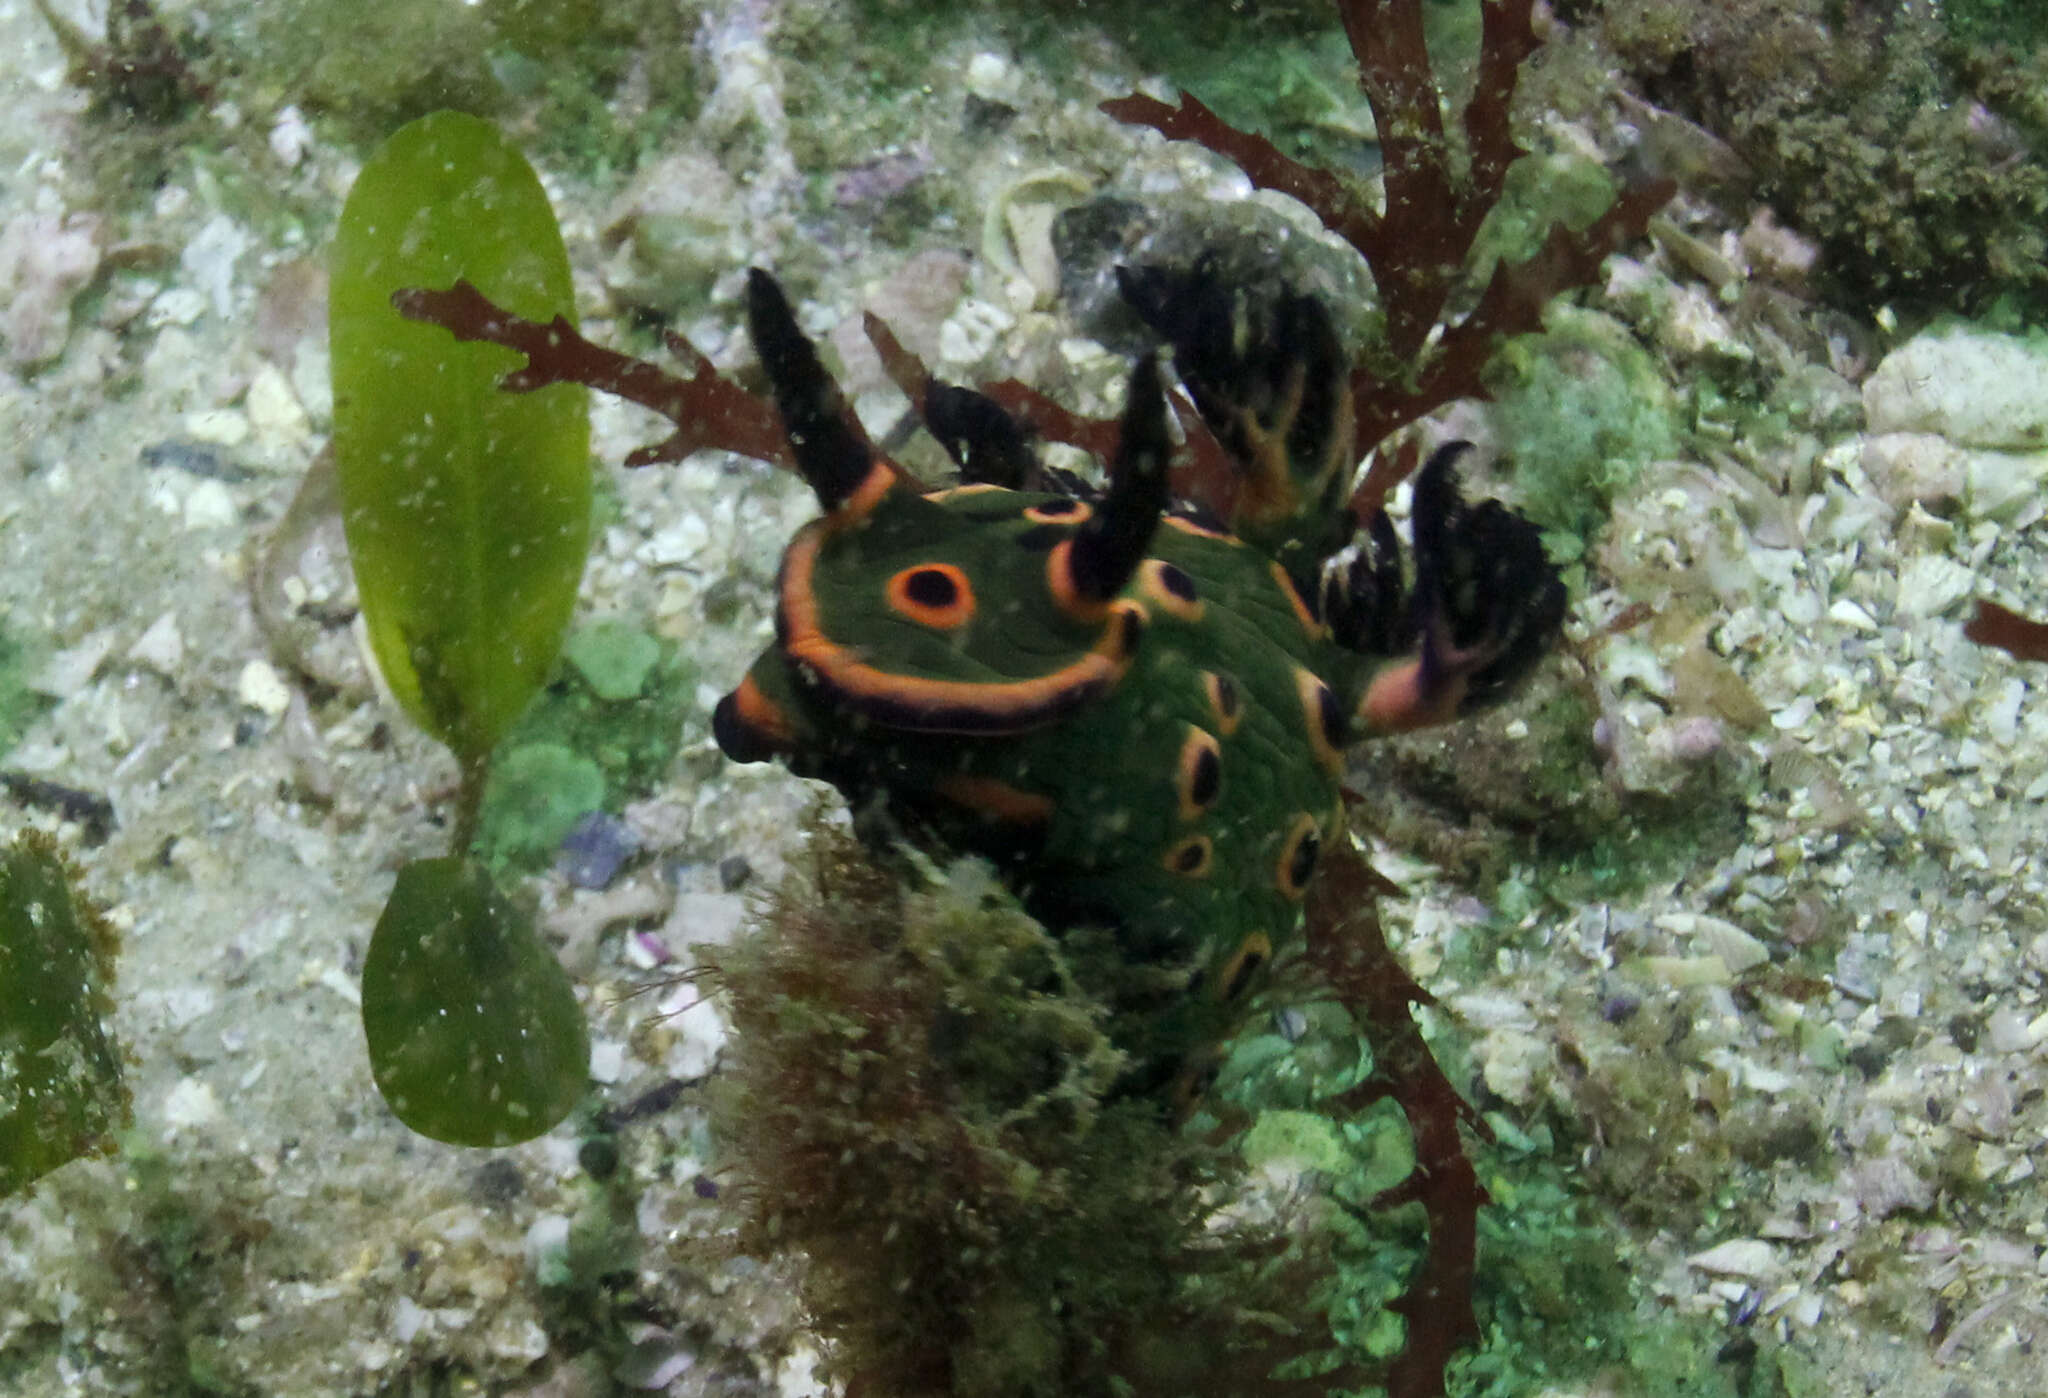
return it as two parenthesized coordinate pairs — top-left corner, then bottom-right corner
(716, 267), (1565, 1098)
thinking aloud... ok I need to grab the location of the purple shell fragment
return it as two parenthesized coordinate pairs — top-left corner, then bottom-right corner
(557, 810), (641, 890)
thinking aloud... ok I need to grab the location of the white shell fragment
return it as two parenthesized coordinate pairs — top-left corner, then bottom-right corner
(1655, 912), (1770, 975)
(237, 658), (293, 716)
(1864, 324), (2048, 448)
(127, 611), (186, 675)
(1688, 1239), (1780, 1279)
(1893, 554), (1976, 617)
(162, 1076), (226, 1130)
(33, 629), (115, 699)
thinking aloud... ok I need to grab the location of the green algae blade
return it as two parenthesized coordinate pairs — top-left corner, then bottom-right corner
(331, 110), (590, 763)
(362, 857), (588, 1146)
(0, 832), (128, 1198)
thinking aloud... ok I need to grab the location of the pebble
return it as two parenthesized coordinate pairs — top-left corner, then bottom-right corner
(246, 363), (309, 448)
(147, 286), (208, 328)
(268, 105), (312, 167)
(600, 150), (747, 312)
(639, 514), (710, 567)
(588, 1038), (627, 1084)
(1657, 911), (1770, 974)
(1739, 208), (1817, 287)
(162, 1076), (225, 1129)
(1864, 324), (2048, 448)
(661, 989), (728, 1081)
(237, 658), (292, 715)
(141, 438), (252, 481)
(965, 51), (1020, 105)
(127, 611), (185, 674)
(557, 811), (641, 890)
(184, 478), (239, 529)
(667, 891), (746, 947)
(938, 297), (1013, 366)
(185, 411), (250, 453)
(1629, 954), (1735, 988)
(614, 1328), (696, 1389)
(1656, 283), (1749, 361)
(716, 853), (752, 890)
(0, 210), (102, 367)
(1893, 553), (1976, 617)
(181, 214), (253, 321)
(1688, 1238), (1780, 1279)
(33, 629), (114, 699)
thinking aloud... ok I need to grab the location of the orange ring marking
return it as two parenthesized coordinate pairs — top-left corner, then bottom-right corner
(1214, 931), (1274, 1001)
(1202, 671), (1243, 736)
(1045, 537), (1119, 623)
(884, 562), (975, 629)
(780, 522), (1139, 733)
(1176, 725), (1222, 820)
(1139, 558), (1204, 623)
(1275, 813), (1323, 900)
(1294, 667), (1345, 773)
(1162, 834), (1214, 878)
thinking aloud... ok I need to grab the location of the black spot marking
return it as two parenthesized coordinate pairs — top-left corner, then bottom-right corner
(1156, 562), (1197, 601)
(1212, 673), (1239, 719)
(1276, 814), (1324, 899)
(1029, 498), (1085, 518)
(1219, 933), (1272, 1001)
(1288, 828), (1320, 889)
(902, 567), (959, 608)
(1190, 745), (1220, 808)
(1165, 835), (1213, 876)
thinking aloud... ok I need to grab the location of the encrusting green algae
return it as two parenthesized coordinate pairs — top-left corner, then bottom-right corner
(0, 832), (128, 1201)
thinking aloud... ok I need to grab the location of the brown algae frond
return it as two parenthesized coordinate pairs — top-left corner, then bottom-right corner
(696, 826), (1345, 1398)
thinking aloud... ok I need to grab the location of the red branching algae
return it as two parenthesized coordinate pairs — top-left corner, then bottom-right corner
(1964, 599), (2048, 663)
(393, 281), (793, 472)
(1309, 836), (1490, 1398)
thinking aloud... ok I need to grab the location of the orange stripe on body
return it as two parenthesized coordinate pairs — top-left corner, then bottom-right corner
(921, 482), (1007, 502)
(1163, 514), (1237, 542)
(932, 774), (1055, 824)
(821, 460), (905, 531)
(1269, 561), (1323, 639)
(731, 674), (798, 749)
(779, 523), (1142, 733)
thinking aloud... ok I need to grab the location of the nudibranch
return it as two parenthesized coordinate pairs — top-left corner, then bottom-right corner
(715, 267), (1564, 1097)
